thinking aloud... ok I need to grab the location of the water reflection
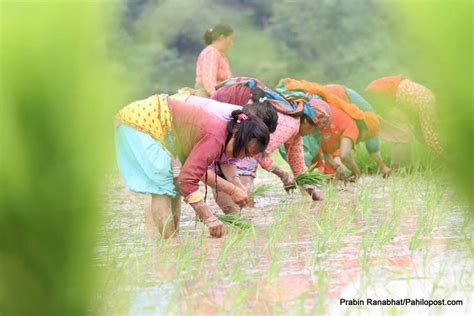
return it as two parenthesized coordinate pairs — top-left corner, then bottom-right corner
(97, 174), (473, 315)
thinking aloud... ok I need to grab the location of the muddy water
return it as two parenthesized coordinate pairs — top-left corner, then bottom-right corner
(95, 172), (473, 315)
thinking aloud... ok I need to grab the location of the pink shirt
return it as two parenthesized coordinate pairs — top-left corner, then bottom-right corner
(167, 98), (228, 198)
(195, 45), (231, 95)
(257, 113), (307, 176)
(186, 95), (240, 120)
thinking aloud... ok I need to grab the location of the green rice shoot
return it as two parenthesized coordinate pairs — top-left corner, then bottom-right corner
(294, 169), (327, 187)
(249, 184), (274, 198)
(217, 214), (253, 230)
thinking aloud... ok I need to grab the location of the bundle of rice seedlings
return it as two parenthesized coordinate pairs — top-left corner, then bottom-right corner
(248, 184), (274, 198)
(216, 214), (253, 230)
(294, 169), (327, 187)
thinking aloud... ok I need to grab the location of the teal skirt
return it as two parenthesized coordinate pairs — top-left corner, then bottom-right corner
(115, 124), (178, 197)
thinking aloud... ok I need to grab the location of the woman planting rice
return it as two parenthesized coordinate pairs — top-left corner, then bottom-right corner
(365, 75), (444, 167)
(114, 94), (270, 238)
(211, 77), (329, 208)
(280, 83), (391, 178)
(172, 91), (279, 215)
(276, 78), (388, 180)
(195, 24), (233, 97)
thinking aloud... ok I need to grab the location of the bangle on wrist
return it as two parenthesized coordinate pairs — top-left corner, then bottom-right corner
(204, 215), (218, 225)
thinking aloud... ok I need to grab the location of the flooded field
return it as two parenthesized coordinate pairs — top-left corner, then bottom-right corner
(94, 170), (473, 315)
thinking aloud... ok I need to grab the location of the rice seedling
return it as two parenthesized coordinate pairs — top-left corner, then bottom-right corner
(218, 227), (252, 264)
(248, 184), (275, 198)
(294, 169), (328, 187)
(217, 214), (253, 229)
(97, 164), (473, 314)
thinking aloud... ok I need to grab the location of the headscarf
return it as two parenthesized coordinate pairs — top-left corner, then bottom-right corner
(305, 98), (331, 129)
(268, 79), (330, 127)
(278, 78), (380, 138)
(210, 81), (251, 106)
(213, 77), (304, 116)
(324, 84), (350, 102)
(214, 77), (332, 129)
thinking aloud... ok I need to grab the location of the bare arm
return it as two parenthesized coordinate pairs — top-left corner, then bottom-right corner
(370, 151), (391, 177)
(204, 168), (249, 207)
(219, 163), (246, 191)
(190, 200), (224, 238)
(339, 137), (361, 178)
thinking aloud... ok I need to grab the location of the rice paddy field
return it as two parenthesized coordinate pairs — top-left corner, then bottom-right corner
(93, 154), (473, 315)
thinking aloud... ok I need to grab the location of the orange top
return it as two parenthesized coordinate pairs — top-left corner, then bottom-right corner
(365, 75), (404, 99)
(320, 105), (359, 154)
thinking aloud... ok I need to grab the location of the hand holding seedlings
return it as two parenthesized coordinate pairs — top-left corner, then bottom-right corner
(304, 185), (323, 201)
(294, 170), (327, 187)
(229, 185), (249, 207)
(191, 200), (224, 238)
(335, 165), (349, 181)
(216, 214), (253, 230)
(271, 165), (296, 192)
(282, 174), (297, 193)
(204, 215), (225, 237)
(381, 165), (391, 178)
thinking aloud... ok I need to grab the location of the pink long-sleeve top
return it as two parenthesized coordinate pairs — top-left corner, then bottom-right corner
(167, 98), (228, 198)
(195, 45), (231, 96)
(257, 113), (307, 176)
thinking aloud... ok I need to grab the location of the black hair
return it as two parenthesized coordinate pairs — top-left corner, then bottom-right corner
(301, 114), (316, 126)
(242, 100), (278, 133)
(226, 109), (270, 158)
(204, 24), (234, 45)
(250, 87), (266, 103)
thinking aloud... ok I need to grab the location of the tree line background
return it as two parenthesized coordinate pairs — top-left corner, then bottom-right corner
(112, 0), (405, 99)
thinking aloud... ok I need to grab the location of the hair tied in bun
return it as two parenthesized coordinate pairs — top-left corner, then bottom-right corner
(236, 113), (249, 123)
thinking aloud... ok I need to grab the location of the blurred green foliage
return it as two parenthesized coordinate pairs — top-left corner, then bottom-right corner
(0, 0), (471, 314)
(391, 0), (473, 208)
(0, 1), (125, 314)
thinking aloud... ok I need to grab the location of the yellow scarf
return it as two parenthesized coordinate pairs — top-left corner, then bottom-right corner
(115, 94), (172, 144)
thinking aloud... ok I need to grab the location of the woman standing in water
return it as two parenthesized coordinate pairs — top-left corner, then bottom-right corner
(195, 24), (233, 97)
(277, 78), (385, 180)
(309, 84), (390, 178)
(211, 77), (329, 213)
(114, 94), (270, 238)
(365, 76), (444, 166)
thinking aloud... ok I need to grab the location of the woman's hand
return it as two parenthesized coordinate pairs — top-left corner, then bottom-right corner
(230, 175), (246, 192)
(190, 200), (224, 238)
(229, 185), (249, 207)
(271, 165), (296, 192)
(281, 172), (296, 193)
(305, 186), (323, 201)
(204, 215), (224, 238)
(335, 165), (349, 181)
(381, 165), (391, 178)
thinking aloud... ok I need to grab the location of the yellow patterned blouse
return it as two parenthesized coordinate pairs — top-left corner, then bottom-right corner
(115, 94), (172, 145)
